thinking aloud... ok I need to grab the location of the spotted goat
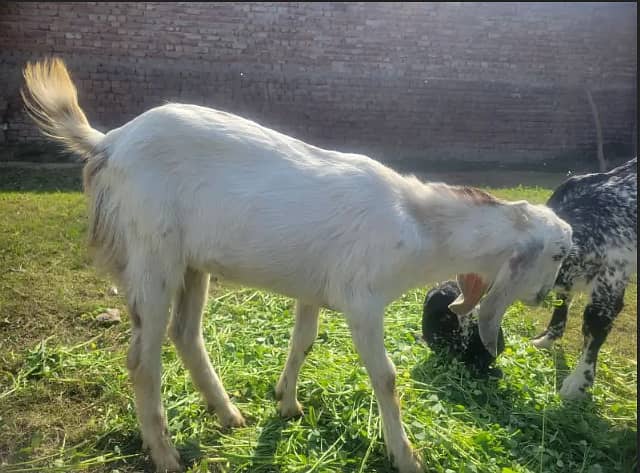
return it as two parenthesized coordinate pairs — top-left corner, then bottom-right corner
(532, 157), (637, 399)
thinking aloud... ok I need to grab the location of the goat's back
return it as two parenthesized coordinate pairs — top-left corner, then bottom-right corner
(94, 103), (428, 308)
(548, 158), (637, 279)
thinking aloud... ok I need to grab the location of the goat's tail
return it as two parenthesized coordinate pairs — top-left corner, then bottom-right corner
(21, 57), (104, 159)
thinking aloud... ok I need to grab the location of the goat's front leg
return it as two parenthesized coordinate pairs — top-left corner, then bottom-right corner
(276, 301), (319, 417)
(532, 292), (573, 349)
(127, 276), (182, 472)
(347, 307), (423, 473)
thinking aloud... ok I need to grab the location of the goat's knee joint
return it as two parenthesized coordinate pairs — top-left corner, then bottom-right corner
(373, 366), (397, 396)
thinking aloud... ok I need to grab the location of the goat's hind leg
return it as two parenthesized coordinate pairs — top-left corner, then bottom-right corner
(559, 271), (627, 399)
(169, 268), (244, 428)
(126, 264), (182, 472)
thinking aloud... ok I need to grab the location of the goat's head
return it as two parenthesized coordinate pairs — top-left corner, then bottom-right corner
(448, 201), (573, 356)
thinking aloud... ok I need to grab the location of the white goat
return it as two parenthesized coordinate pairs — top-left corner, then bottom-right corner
(22, 58), (572, 473)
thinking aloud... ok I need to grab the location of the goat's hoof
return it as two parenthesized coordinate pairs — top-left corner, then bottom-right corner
(278, 399), (303, 419)
(531, 334), (554, 350)
(219, 404), (246, 428)
(559, 374), (590, 400)
(152, 444), (183, 473)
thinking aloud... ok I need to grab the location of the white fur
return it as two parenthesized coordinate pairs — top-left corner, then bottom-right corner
(97, 104), (571, 308)
(22, 59), (573, 473)
(559, 356), (594, 400)
(89, 104), (572, 472)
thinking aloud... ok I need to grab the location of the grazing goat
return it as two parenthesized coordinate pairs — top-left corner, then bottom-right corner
(422, 280), (505, 377)
(532, 157), (637, 399)
(22, 58), (572, 473)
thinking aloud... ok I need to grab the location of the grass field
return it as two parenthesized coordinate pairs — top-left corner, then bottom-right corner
(0, 168), (636, 473)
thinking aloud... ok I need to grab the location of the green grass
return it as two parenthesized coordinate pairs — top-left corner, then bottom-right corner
(0, 169), (636, 473)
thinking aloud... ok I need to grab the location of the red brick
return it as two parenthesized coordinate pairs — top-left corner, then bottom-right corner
(0, 2), (636, 168)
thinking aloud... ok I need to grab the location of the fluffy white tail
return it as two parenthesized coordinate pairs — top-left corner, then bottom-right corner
(21, 57), (104, 158)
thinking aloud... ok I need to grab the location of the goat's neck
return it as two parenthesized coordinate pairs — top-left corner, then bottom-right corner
(404, 181), (519, 281)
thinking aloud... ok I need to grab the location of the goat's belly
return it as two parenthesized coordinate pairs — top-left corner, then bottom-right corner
(197, 256), (329, 306)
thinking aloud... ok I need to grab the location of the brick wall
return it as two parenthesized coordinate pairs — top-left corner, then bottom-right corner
(0, 2), (636, 170)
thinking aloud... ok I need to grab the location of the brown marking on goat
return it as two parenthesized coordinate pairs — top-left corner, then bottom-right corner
(450, 185), (502, 206)
(402, 182), (503, 233)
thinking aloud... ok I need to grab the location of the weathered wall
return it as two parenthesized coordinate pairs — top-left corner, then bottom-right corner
(0, 2), (636, 170)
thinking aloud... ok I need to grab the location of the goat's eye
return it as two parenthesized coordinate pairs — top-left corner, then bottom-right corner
(552, 254), (564, 261)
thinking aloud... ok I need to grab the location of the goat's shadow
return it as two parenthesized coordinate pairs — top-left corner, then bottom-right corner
(547, 345), (571, 388)
(91, 411), (223, 472)
(92, 429), (152, 472)
(178, 410), (287, 472)
(410, 345), (637, 471)
(245, 414), (286, 473)
(240, 410), (395, 473)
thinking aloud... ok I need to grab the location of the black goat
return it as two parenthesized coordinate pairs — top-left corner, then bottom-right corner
(422, 280), (505, 377)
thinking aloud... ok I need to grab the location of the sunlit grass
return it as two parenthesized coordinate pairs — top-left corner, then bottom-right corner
(1, 168), (636, 472)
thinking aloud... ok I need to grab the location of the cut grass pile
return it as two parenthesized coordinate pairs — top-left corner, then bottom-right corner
(0, 168), (637, 472)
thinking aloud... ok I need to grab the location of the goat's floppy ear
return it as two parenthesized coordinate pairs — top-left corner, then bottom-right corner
(476, 239), (544, 356)
(448, 273), (489, 317)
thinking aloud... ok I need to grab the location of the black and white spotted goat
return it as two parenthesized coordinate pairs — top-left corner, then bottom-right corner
(532, 157), (637, 399)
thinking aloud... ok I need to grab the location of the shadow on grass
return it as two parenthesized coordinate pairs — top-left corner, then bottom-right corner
(241, 408), (395, 473)
(92, 429), (151, 472)
(411, 351), (637, 472)
(246, 415), (286, 473)
(241, 414), (392, 473)
(92, 424), (224, 472)
(548, 345), (571, 391)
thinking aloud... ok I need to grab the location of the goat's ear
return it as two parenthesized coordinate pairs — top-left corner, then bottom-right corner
(476, 239), (543, 356)
(448, 273), (489, 317)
